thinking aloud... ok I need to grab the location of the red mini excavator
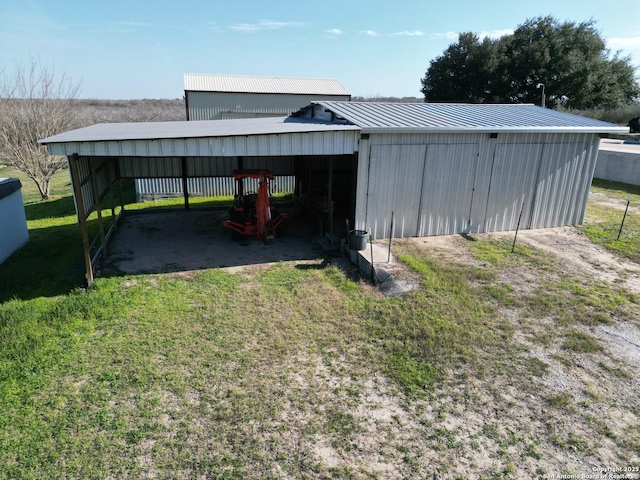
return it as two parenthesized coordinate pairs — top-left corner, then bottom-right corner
(221, 169), (287, 244)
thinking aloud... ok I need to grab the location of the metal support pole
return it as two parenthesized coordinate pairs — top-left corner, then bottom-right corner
(369, 227), (374, 280)
(181, 157), (190, 211)
(617, 199), (631, 240)
(512, 200), (526, 253)
(116, 161), (125, 213)
(537, 83), (546, 108)
(89, 161), (107, 258)
(69, 154), (94, 285)
(388, 211), (394, 263)
(106, 161), (117, 228)
(328, 157), (334, 234)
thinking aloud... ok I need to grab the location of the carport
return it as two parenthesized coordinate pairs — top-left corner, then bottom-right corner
(40, 116), (361, 284)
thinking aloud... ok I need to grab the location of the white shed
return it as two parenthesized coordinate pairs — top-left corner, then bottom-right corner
(0, 178), (29, 264)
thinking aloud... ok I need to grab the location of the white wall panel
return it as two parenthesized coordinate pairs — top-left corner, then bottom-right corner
(483, 143), (543, 232)
(47, 131), (359, 158)
(418, 144), (478, 236)
(135, 176), (295, 200)
(356, 132), (601, 239)
(365, 145), (426, 239)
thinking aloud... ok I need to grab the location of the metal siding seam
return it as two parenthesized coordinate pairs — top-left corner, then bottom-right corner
(554, 143), (574, 226)
(553, 142), (574, 226)
(197, 138), (205, 156)
(573, 141), (593, 223)
(575, 136), (600, 223)
(568, 143), (585, 223)
(354, 141), (369, 233)
(185, 139), (195, 156)
(527, 144), (543, 229)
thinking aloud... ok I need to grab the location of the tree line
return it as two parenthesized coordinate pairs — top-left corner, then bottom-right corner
(421, 16), (639, 110)
(2, 17), (639, 200)
(0, 60), (185, 199)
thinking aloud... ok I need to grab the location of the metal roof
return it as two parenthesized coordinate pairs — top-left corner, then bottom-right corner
(184, 73), (351, 96)
(39, 116), (360, 144)
(39, 101), (628, 148)
(313, 101), (629, 134)
(0, 178), (22, 201)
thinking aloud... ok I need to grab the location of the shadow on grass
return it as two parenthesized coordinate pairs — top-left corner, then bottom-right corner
(0, 221), (87, 303)
(24, 196), (77, 221)
(294, 259), (330, 270)
(592, 178), (640, 197)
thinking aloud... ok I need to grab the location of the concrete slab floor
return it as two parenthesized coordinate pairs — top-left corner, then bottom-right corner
(99, 209), (325, 276)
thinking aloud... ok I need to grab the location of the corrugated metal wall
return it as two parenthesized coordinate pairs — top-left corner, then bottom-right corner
(54, 130), (359, 158)
(356, 132), (600, 239)
(119, 156), (296, 178)
(134, 176), (295, 201)
(74, 157), (116, 219)
(187, 91), (350, 120)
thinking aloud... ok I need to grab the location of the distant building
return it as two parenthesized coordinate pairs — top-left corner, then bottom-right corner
(184, 73), (351, 120)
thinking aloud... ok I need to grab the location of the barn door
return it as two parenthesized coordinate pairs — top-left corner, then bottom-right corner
(417, 143), (479, 236)
(528, 142), (592, 228)
(482, 143), (544, 232)
(366, 145), (427, 239)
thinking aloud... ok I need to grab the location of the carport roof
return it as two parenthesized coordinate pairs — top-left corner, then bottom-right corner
(40, 116), (360, 144)
(311, 101), (629, 134)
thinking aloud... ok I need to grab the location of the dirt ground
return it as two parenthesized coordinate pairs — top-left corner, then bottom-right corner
(404, 225), (640, 477)
(408, 223), (640, 377)
(98, 198), (640, 478)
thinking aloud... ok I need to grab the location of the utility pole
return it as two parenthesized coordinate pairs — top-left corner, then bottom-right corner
(536, 83), (546, 108)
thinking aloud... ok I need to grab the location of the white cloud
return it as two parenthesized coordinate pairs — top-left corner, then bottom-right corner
(606, 36), (640, 63)
(430, 31), (459, 40)
(478, 29), (513, 39)
(229, 20), (306, 32)
(429, 29), (512, 41)
(361, 30), (380, 37)
(390, 30), (425, 37)
(325, 28), (342, 35)
(607, 36), (640, 50)
(611, 37), (640, 48)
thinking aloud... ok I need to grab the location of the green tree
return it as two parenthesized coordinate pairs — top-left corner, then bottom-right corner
(421, 16), (639, 110)
(421, 32), (501, 103)
(0, 58), (81, 200)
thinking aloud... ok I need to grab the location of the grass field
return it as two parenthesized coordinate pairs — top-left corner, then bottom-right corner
(1, 167), (639, 478)
(582, 179), (640, 263)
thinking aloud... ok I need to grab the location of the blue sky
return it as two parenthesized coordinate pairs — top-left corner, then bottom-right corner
(1, 0), (639, 99)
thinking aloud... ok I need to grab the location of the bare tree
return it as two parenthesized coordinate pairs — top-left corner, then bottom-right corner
(0, 58), (81, 200)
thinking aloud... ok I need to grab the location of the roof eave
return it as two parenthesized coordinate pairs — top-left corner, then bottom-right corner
(38, 124), (362, 146)
(359, 126), (631, 135)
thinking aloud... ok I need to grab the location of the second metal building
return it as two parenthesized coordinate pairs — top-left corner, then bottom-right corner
(184, 73), (351, 120)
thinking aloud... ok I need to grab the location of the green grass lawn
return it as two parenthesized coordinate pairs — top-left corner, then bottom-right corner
(1, 169), (639, 478)
(581, 178), (640, 263)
